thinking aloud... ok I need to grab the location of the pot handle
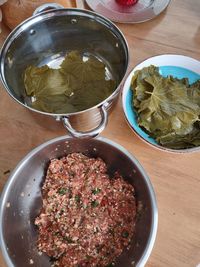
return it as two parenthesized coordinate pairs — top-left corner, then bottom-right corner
(33, 3), (64, 16)
(62, 105), (108, 138)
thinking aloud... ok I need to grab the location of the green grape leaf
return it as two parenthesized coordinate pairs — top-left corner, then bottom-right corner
(131, 65), (200, 149)
(24, 51), (116, 114)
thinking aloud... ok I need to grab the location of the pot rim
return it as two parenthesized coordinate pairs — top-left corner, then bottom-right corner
(0, 135), (158, 267)
(0, 8), (129, 118)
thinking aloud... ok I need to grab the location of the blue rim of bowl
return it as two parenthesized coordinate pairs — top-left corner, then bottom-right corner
(0, 135), (158, 267)
(122, 54), (200, 153)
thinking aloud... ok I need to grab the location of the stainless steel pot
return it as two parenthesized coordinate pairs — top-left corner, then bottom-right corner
(0, 4), (129, 138)
(0, 136), (158, 267)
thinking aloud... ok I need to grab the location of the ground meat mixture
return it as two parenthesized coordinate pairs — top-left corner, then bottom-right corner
(35, 153), (136, 267)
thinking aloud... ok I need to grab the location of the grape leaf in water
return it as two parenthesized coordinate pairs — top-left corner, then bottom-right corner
(32, 95), (77, 114)
(131, 65), (200, 149)
(67, 79), (115, 111)
(60, 51), (106, 84)
(24, 51), (116, 114)
(24, 65), (73, 97)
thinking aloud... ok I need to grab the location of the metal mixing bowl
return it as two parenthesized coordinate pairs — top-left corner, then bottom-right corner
(0, 5), (129, 138)
(0, 136), (157, 267)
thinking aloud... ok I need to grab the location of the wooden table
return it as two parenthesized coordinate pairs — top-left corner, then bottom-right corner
(0, 0), (200, 266)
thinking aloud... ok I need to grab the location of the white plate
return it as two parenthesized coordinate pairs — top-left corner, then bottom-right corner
(86, 0), (171, 23)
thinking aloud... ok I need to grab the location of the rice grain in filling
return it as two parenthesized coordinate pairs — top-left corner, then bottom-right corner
(35, 153), (136, 267)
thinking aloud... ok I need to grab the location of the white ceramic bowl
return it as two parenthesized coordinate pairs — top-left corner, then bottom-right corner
(122, 54), (200, 152)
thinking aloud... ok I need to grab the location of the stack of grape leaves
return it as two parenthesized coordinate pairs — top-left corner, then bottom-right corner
(131, 65), (200, 149)
(24, 51), (116, 114)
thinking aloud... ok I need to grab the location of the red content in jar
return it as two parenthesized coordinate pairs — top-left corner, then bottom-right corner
(116, 0), (138, 6)
(35, 153), (136, 267)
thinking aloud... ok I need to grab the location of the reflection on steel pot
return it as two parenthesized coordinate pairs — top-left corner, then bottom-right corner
(0, 4), (129, 137)
(0, 136), (158, 267)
